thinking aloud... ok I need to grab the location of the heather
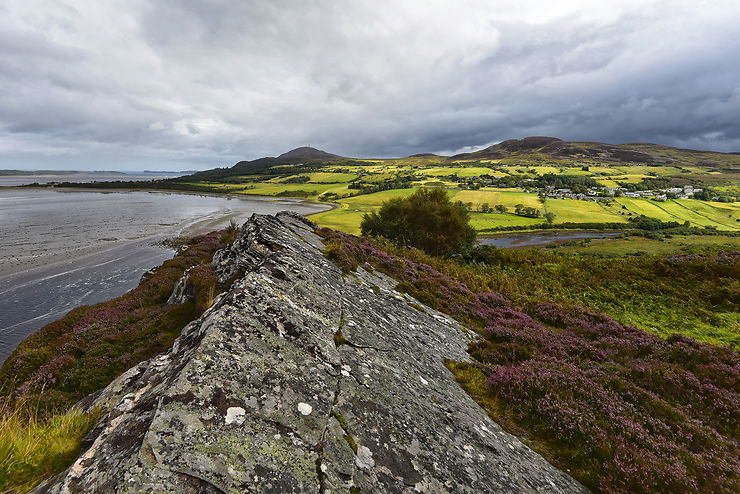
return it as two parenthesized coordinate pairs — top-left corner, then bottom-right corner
(0, 228), (236, 412)
(317, 227), (740, 493)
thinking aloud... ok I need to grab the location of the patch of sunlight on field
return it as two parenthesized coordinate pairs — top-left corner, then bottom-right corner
(339, 188), (420, 207)
(595, 179), (620, 187)
(451, 190), (542, 209)
(469, 212), (545, 230)
(420, 167), (494, 177)
(656, 200), (734, 229)
(613, 198), (739, 230)
(310, 208), (364, 234)
(545, 199), (627, 224)
(304, 172), (358, 183)
(527, 166), (559, 175)
(609, 174), (649, 183)
(590, 166), (623, 174)
(616, 198), (681, 221)
(558, 169), (593, 176)
(672, 200), (740, 230)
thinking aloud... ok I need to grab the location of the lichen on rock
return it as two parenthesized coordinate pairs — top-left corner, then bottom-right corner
(35, 211), (586, 493)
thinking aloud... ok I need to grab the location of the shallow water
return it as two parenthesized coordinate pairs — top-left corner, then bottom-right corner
(0, 188), (328, 363)
(0, 172), (180, 187)
(479, 231), (621, 248)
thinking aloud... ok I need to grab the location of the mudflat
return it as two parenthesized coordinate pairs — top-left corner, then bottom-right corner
(0, 188), (329, 363)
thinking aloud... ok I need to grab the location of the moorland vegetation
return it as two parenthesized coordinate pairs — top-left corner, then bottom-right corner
(319, 227), (739, 493)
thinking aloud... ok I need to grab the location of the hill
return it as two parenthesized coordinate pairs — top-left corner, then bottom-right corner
(54, 137), (740, 235)
(185, 147), (346, 180)
(450, 136), (740, 169)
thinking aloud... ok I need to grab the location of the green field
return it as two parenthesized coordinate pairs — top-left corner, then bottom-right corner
(469, 212), (544, 230)
(544, 198), (626, 224)
(617, 197), (740, 230)
(309, 188), (421, 234)
(166, 149), (737, 235)
(450, 189), (542, 209)
(421, 166), (494, 177)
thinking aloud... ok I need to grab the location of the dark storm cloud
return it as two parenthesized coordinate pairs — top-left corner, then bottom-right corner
(1, 0), (739, 170)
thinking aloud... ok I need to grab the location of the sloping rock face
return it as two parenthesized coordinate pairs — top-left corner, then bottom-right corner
(37, 212), (586, 493)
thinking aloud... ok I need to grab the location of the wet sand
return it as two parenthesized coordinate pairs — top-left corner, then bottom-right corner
(0, 188), (329, 363)
(0, 188), (328, 278)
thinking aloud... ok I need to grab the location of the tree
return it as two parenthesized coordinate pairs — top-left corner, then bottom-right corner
(495, 204), (508, 213)
(480, 202), (490, 213)
(544, 212), (556, 224)
(360, 188), (476, 257)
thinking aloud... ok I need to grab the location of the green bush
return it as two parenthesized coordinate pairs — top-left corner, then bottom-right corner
(360, 188), (476, 257)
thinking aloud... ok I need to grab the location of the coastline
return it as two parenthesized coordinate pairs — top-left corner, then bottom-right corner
(0, 187), (331, 279)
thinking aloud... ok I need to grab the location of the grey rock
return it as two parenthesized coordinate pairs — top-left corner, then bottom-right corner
(139, 266), (159, 284)
(166, 266), (194, 305)
(35, 211), (587, 493)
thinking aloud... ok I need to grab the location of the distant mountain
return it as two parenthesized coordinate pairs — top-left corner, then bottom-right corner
(449, 136), (740, 169)
(451, 136), (656, 163)
(181, 139), (740, 182)
(275, 146), (344, 161)
(184, 147), (346, 180)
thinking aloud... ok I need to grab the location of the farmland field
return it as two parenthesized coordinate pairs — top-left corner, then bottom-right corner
(545, 199), (626, 223)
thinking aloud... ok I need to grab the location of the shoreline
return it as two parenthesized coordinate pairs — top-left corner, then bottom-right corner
(0, 187), (331, 279)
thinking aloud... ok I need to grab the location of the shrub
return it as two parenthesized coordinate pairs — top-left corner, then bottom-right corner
(360, 188), (476, 257)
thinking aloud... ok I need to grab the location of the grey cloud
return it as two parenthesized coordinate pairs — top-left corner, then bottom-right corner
(1, 0), (739, 171)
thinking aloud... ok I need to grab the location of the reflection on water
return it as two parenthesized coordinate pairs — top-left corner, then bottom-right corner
(0, 173), (181, 187)
(0, 188), (329, 363)
(479, 231), (622, 248)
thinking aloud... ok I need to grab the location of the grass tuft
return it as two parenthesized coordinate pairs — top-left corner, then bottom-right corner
(0, 398), (98, 493)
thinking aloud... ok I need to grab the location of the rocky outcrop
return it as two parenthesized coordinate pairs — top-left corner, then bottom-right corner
(36, 212), (586, 493)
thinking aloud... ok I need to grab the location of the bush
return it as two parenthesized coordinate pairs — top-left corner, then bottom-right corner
(360, 188), (476, 257)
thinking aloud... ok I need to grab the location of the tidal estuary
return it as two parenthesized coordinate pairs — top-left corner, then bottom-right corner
(0, 188), (329, 363)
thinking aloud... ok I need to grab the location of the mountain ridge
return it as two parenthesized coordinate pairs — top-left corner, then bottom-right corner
(185, 138), (740, 181)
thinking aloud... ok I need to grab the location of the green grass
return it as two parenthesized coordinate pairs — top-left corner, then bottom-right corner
(595, 179), (620, 187)
(310, 208), (364, 234)
(303, 172), (359, 183)
(450, 189), (542, 209)
(553, 235), (740, 257)
(420, 167), (494, 177)
(616, 198), (740, 230)
(469, 212), (545, 230)
(617, 197), (679, 221)
(311, 189), (421, 234)
(0, 399), (98, 493)
(544, 198), (626, 224)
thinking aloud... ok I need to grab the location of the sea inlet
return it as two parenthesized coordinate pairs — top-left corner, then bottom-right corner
(0, 188), (328, 363)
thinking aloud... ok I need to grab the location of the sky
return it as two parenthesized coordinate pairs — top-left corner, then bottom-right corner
(1, 0), (739, 171)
